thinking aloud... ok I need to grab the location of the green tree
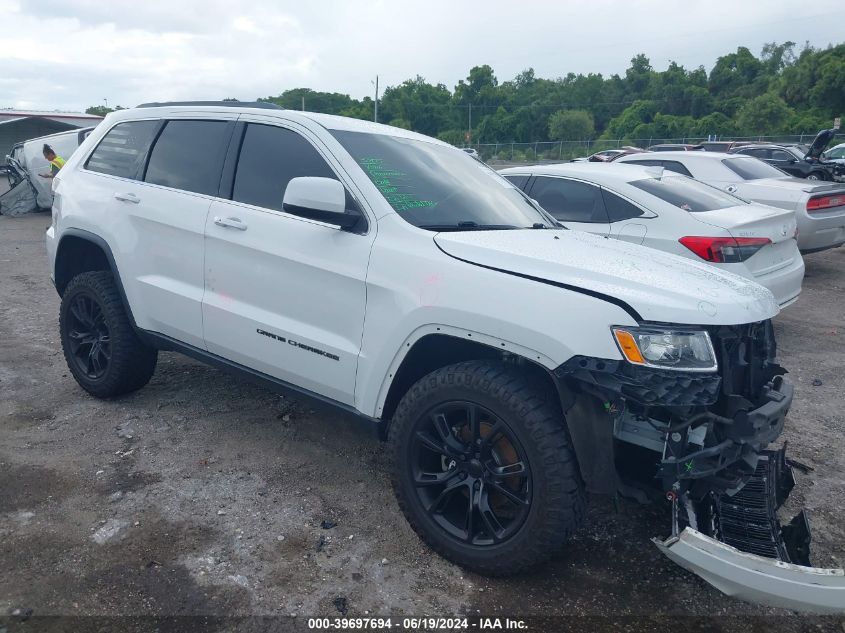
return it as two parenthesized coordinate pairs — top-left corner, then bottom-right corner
(548, 110), (595, 140)
(736, 94), (795, 134)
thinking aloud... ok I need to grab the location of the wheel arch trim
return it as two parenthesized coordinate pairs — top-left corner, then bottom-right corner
(371, 324), (558, 420)
(55, 228), (137, 327)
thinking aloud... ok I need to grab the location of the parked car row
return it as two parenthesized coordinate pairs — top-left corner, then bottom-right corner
(499, 163), (804, 307)
(616, 151), (845, 253)
(568, 130), (845, 184)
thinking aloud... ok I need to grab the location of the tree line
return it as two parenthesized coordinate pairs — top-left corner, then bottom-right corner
(87, 41), (844, 145)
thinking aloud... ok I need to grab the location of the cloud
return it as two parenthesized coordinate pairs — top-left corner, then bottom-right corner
(1, 0), (842, 112)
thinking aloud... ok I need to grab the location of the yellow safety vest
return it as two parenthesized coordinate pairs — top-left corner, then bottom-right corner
(50, 156), (66, 171)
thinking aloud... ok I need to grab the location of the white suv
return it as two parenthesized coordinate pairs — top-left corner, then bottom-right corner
(45, 103), (843, 612)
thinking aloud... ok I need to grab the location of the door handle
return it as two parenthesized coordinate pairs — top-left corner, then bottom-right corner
(114, 192), (140, 204)
(214, 216), (248, 231)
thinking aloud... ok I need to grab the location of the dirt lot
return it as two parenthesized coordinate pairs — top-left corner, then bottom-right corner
(1, 211), (843, 632)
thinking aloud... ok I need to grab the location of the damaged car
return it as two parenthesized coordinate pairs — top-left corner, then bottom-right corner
(0, 126), (93, 216)
(46, 103), (844, 613)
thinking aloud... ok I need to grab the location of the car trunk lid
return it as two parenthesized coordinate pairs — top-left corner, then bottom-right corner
(691, 204), (799, 276)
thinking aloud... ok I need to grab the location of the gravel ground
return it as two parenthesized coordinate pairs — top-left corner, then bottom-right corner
(1, 211), (843, 632)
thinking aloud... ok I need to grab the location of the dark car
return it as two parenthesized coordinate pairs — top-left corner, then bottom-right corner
(729, 132), (845, 181)
(647, 143), (704, 152)
(698, 140), (762, 152)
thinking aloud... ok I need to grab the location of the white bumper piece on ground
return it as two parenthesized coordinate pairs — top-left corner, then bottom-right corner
(654, 528), (845, 613)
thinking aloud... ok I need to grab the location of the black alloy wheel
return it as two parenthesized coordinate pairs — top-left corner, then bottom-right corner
(65, 293), (112, 380)
(410, 401), (532, 546)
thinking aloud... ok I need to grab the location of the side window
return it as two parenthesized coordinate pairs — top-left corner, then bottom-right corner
(85, 120), (160, 179)
(770, 150), (793, 162)
(144, 120), (232, 196)
(529, 177), (607, 223)
(745, 148), (769, 159)
(623, 159), (663, 167)
(232, 123), (336, 211)
(662, 161), (693, 177)
(503, 174), (530, 191)
(601, 189), (645, 222)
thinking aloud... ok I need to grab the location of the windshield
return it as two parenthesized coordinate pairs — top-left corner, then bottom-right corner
(330, 130), (554, 230)
(722, 157), (786, 180)
(630, 175), (745, 212)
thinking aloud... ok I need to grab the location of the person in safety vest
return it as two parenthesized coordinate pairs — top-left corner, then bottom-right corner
(39, 144), (66, 179)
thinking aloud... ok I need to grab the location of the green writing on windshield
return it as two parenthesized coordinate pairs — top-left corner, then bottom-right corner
(359, 157), (437, 212)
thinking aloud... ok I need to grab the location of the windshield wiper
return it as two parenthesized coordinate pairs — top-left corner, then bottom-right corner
(418, 221), (519, 231)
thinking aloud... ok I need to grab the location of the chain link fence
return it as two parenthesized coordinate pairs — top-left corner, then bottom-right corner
(473, 133), (845, 165)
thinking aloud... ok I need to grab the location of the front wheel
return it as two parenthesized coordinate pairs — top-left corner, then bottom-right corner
(807, 171), (828, 181)
(389, 361), (585, 576)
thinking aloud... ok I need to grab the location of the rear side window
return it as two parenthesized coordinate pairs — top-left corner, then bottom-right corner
(661, 161), (693, 177)
(630, 176), (742, 212)
(622, 159), (662, 167)
(233, 124), (336, 211)
(503, 174), (530, 190)
(722, 157), (785, 180)
(144, 120), (231, 196)
(529, 177), (607, 223)
(85, 120), (160, 179)
(601, 189), (644, 222)
(770, 150), (793, 162)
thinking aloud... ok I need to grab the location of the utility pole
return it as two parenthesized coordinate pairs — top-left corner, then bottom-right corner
(104, 98), (108, 110)
(468, 103), (472, 144)
(301, 96), (305, 111)
(373, 75), (379, 123)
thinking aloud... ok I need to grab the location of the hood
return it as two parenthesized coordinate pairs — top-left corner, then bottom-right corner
(806, 129), (836, 159)
(434, 230), (778, 326)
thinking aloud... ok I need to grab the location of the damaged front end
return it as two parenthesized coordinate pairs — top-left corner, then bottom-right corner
(556, 320), (845, 613)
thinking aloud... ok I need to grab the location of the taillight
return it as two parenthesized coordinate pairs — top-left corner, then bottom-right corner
(679, 236), (771, 263)
(807, 195), (844, 213)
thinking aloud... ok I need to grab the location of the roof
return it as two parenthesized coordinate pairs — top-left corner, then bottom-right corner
(0, 109), (102, 120)
(498, 162), (663, 184)
(108, 105), (446, 146)
(620, 150), (736, 160)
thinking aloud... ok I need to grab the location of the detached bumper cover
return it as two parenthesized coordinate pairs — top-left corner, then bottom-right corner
(654, 528), (845, 613)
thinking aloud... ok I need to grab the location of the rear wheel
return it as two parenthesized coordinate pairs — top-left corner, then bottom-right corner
(389, 361), (585, 575)
(60, 271), (157, 398)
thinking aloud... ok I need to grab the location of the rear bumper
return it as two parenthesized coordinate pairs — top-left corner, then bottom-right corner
(797, 210), (845, 253)
(654, 528), (845, 613)
(743, 253), (804, 308)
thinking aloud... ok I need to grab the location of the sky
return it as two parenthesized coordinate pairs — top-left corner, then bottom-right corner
(2, 0), (843, 113)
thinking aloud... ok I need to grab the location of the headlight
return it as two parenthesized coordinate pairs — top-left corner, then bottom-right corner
(612, 326), (717, 372)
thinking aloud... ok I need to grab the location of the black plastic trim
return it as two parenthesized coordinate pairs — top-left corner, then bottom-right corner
(136, 101), (283, 110)
(54, 228), (138, 327)
(281, 202), (363, 231)
(140, 331), (382, 434)
(434, 241), (642, 321)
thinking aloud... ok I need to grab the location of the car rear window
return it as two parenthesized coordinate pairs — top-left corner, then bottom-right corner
(144, 120), (232, 196)
(629, 176), (743, 212)
(85, 120), (160, 179)
(722, 157), (786, 180)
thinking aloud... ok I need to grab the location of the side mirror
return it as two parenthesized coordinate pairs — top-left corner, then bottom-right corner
(283, 177), (361, 230)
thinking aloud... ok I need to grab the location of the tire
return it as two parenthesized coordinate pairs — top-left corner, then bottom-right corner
(389, 360), (585, 576)
(807, 171), (827, 181)
(60, 271), (157, 398)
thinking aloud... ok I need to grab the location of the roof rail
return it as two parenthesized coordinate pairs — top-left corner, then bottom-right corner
(135, 101), (283, 110)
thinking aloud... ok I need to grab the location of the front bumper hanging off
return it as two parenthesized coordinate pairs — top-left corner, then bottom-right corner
(654, 449), (845, 613)
(556, 331), (845, 613)
(654, 530), (845, 613)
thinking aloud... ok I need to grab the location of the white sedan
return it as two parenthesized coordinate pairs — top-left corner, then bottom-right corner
(499, 163), (804, 308)
(616, 151), (845, 253)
